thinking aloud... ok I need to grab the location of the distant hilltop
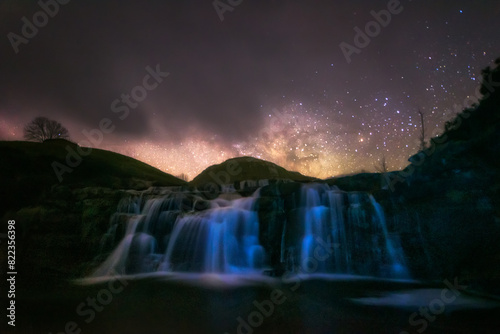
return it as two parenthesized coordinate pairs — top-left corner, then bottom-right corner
(190, 156), (317, 188)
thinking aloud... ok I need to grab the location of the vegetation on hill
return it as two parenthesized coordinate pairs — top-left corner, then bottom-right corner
(23, 116), (70, 142)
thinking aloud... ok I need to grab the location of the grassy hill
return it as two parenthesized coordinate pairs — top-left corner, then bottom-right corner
(0, 139), (186, 215)
(190, 156), (316, 187)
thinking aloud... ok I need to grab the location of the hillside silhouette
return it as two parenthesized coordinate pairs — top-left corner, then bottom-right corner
(0, 139), (186, 216)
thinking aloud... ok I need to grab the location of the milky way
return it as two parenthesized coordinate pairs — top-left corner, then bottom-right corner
(1, 1), (499, 180)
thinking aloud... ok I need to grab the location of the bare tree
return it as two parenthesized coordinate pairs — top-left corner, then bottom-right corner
(418, 109), (426, 151)
(23, 116), (70, 142)
(374, 155), (388, 173)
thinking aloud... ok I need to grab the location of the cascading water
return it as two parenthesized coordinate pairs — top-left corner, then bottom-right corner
(161, 195), (265, 273)
(294, 183), (409, 278)
(93, 188), (265, 276)
(92, 183), (409, 279)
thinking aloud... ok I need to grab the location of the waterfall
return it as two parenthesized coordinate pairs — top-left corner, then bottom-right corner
(369, 195), (409, 277)
(162, 196), (264, 273)
(92, 189), (265, 276)
(295, 184), (409, 278)
(93, 216), (141, 276)
(92, 183), (409, 279)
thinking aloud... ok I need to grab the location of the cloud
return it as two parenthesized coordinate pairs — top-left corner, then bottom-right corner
(0, 1), (358, 144)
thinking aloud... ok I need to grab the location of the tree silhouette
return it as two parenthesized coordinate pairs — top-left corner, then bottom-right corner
(374, 155), (388, 173)
(177, 173), (189, 182)
(23, 116), (70, 142)
(418, 109), (426, 151)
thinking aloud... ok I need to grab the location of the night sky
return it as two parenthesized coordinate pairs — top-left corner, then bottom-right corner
(1, 0), (499, 179)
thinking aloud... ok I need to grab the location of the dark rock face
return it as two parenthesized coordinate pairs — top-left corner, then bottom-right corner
(256, 195), (286, 269)
(5, 186), (123, 289)
(372, 60), (500, 292)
